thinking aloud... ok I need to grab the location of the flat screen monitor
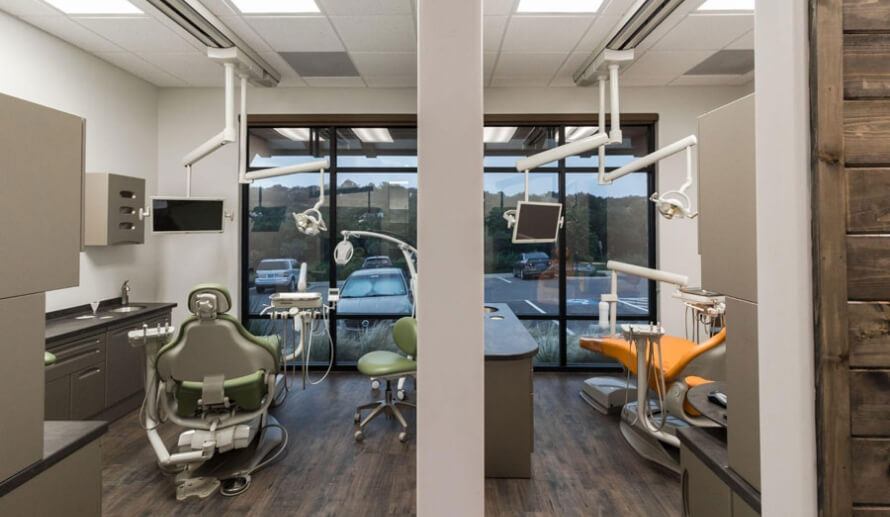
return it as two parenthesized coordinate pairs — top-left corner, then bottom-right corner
(152, 197), (224, 233)
(512, 201), (563, 244)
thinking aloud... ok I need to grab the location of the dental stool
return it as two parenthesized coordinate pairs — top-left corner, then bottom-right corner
(140, 284), (286, 500)
(354, 317), (417, 443)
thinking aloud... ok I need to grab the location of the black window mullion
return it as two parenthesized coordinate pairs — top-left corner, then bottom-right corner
(329, 126), (339, 367)
(557, 126), (568, 368)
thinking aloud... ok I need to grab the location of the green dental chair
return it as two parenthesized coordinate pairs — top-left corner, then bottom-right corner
(132, 283), (287, 500)
(354, 316), (417, 443)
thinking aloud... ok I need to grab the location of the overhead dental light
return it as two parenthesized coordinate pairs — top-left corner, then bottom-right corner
(352, 128), (394, 143)
(334, 231), (419, 314)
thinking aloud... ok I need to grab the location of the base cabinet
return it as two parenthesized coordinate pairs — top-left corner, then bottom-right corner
(682, 446), (732, 517)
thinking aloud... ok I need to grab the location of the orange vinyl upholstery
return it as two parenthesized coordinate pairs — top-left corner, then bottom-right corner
(579, 328), (726, 389)
(682, 376), (713, 416)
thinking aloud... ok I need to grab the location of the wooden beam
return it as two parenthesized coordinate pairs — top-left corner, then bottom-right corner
(844, 0), (890, 32)
(849, 302), (890, 367)
(845, 100), (890, 165)
(850, 370), (890, 436)
(847, 236), (890, 300)
(847, 168), (890, 233)
(844, 34), (890, 99)
(811, 0), (854, 514)
(851, 438), (890, 504)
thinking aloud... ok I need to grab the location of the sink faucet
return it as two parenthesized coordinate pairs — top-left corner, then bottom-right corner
(121, 280), (131, 306)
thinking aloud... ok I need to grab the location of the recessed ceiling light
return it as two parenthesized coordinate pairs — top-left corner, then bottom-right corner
(484, 127), (518, 143)
(697, 0), (754, 11)
(43, 0), (142, 14)
(230, 0), (320, 14)
(516, 0), (603, 14)
(565, 126), (598, 142)
(352, 128), (393, 143)
(275, 128), (321, 141)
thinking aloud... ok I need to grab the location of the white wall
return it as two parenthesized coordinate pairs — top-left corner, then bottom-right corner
(157, 83), (751, 330)
(0, 11), (160, 312)
(754, 0), (817, 514)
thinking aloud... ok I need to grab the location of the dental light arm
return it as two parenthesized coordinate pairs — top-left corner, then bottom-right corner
(598, 260), (689, 336)
(298, 262), (308, 293)
(334, 230), (419, 311)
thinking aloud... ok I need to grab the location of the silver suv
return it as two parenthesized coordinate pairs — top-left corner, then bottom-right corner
(255, 258), (299, 294)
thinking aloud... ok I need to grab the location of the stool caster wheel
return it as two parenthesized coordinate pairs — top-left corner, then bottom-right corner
(353, 412), (361, 423)
(398, 432), (408, 443)
(397, 389), (407, 401)
(371, 380), (380, 390)
(354, 430), (364, 442)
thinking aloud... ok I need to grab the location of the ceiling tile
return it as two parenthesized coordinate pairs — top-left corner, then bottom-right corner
(575, 14), (619, 53)
(74, 16), (196, 52)
(598, 0), (638, 18)
(350, 52), (415, 76)
(0, 0), (60, 16)
(317, 0), (412, 16)
(618, 75), (675, 87)
(364, 75), (416, 87)
(670, 74), (748, 86)
(484, 52), (497, 83)
(494, 53), (566, 77)
(96, 51), (187, 86)
(21, 15), (122, 52)
(490, 76), (552, 87)
(303, 76), (366, 87)
(551, 51), (589, 83)
(243, 16), (343, 52)
(621, 50), (714, 81)
(195, 0), (240, 18)
(258, 50), (303, 81)
(330, 15), (415, 52)
(651, 13), (753, 51)
(137, 52), (227, 86)
(549, 75), (576, 87)
(218, 15), (274, 52)
(484, 16), (507, 52)
(501, 15), (593, 53)
(485, 0), (516, 15)
(726, 29), (754, 50)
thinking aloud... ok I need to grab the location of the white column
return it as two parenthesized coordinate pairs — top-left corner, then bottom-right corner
(416, 0), (485, 515)
(754, 0), (817, 515)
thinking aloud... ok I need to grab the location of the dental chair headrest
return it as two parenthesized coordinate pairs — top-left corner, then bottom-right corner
(187, 284), (232, 316)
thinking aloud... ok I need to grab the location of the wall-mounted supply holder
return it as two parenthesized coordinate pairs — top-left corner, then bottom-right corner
(84, 173), (146, 246)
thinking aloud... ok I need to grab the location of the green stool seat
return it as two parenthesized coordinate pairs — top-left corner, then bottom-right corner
(174, 370), (268, 417)
(357, 350), (416, 378)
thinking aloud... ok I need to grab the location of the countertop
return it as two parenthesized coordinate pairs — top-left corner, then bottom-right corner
(45, 299), (177, 345)
(677, 426), (761, 513)
(0, 420), (107, 497)
(484, 303), (540, 361)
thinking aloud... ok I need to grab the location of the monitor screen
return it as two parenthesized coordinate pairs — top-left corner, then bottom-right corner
(512, 201), (562, 244)
(152, 198), (224, 233)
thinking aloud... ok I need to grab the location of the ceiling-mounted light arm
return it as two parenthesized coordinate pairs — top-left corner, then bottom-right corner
(599, 260), (689, 335)
(602, 135), (697, 183)
(598, 74), (607, 185)
(335, 230), (419, 311)
(182, 61), (237, 170)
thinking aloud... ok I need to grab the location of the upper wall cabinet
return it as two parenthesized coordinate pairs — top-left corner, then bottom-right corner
(84, 173), (145, 246)
(0, 93), (84, 299)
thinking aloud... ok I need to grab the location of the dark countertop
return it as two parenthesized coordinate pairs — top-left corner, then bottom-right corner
(45, 299), (177, 345)
(0, 420), (107, 497)
(678, 426), (761, 513)
(484, 303), (539, 361)
(686, 380), (728, 426)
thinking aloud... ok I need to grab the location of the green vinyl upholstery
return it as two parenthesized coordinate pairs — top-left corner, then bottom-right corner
(356, 317), (417, 378)
(174, 370), (267, 417)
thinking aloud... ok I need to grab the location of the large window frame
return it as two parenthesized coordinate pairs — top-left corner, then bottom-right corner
(241, 114), (658, 372)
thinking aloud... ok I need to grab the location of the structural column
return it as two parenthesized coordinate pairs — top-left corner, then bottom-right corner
(416, 0), (485, 515)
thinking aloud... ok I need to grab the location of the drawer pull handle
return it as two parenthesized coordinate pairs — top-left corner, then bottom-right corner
(77, 368), (102, 380)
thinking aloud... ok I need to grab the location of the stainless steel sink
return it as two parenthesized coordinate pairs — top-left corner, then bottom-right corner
(484, 305), (499, 313)
(110, 305), (146, 313)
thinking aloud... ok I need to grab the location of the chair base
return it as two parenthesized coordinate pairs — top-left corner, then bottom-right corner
(354, 379), (415, 443)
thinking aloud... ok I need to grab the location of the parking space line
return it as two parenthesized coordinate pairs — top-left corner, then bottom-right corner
(618, 299), (648, 312)
(524, 300), (546, 314)
(496, 276), (512, 284)
(565, 327), (576, 336)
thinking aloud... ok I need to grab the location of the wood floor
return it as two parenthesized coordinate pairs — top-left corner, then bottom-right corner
(100, 372), (680, 516)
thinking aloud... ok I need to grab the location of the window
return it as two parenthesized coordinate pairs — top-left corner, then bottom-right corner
(242, 119), (655, 370)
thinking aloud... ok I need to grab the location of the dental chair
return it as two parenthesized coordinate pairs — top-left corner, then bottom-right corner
(353, 317), (417, 443)
(130, 284), (287, 501)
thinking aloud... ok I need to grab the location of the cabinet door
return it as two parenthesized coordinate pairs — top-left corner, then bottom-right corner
(105, 324), (145, 407)
(682, 447), (732, 517)
(0, 93), (83, 298)
(70, 362), (106, 420)
(45, 375), (71, 420)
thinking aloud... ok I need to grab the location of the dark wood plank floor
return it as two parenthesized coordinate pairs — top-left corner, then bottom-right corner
(100, 372), (680, 516)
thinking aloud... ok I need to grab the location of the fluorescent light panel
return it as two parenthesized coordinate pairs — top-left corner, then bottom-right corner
(230, 0), (320, 14)
(565, 126), (598, 142)
(352, 128), (394, 143)
(43, 0), (142, 14)
(484, 127), (518, 143)
(517, 0), (603, 13)
(274, 128), (317, 141)
(697, 0), (754, 11)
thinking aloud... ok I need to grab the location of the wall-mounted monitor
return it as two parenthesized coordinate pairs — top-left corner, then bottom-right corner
(512, 201), (563, 244)
(152, 197), (224, 234)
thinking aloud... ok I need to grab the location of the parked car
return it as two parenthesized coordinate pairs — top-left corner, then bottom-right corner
(361, 256), (393, 269)
(336, 268), (413, 326)
(572, 261), (596, 276)
(513, 251), (554, 280)
(254, 258), (299, 294)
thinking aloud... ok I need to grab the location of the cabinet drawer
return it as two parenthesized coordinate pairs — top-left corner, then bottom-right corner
(70, 362), (106, 419)
(46, 333), (106, 381)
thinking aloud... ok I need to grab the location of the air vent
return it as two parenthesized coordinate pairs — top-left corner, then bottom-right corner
(685, 49), (754, 76)
(279, 52), (360, 77)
